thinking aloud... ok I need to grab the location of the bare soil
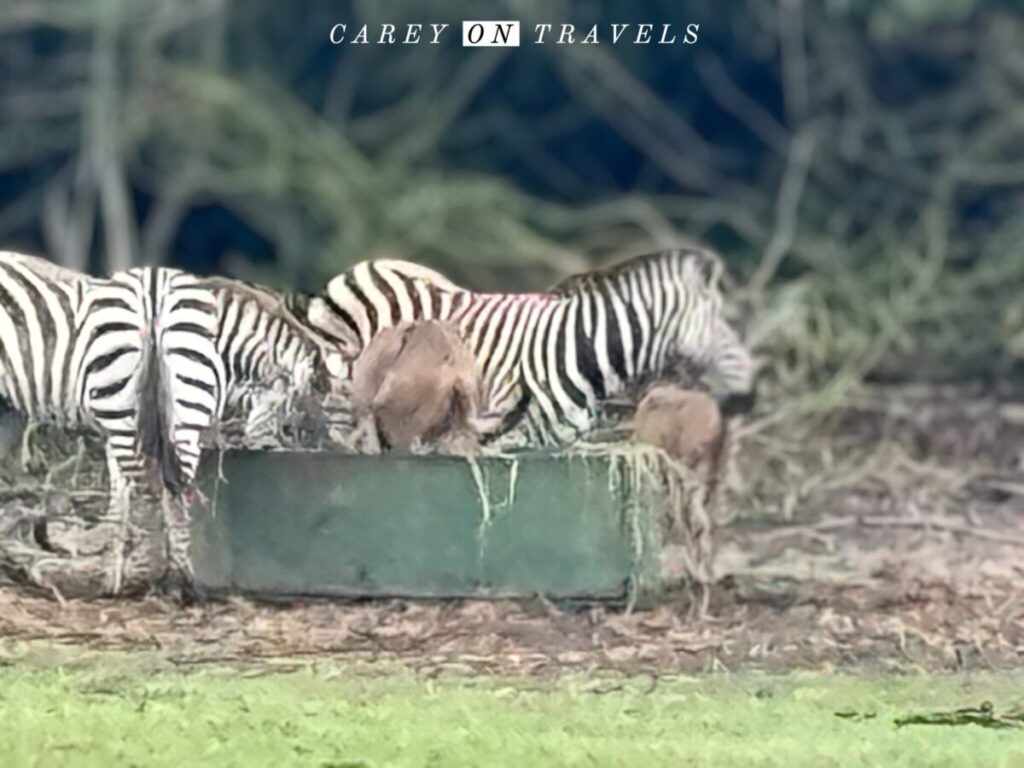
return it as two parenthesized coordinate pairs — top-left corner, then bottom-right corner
(1, 384), (1022, 677)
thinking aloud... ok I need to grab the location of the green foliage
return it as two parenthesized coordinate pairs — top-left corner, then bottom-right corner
(2, 651), (1023, 766)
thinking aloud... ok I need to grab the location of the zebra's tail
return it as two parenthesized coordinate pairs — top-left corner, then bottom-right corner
(137, 325), (185, 497)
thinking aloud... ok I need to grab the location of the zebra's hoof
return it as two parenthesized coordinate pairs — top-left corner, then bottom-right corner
(177, 578), (210, 606)
(155, 568), (209, 605)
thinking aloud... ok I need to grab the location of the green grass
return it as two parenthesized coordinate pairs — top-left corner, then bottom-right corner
(1, 647), (1023, 767)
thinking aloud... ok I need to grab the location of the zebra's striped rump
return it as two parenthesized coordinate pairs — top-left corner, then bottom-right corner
(0, 254), (223, 491)
(116, 268), (222, 494)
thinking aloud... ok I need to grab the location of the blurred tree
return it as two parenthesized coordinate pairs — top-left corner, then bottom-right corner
(0, 0), (1020, 391)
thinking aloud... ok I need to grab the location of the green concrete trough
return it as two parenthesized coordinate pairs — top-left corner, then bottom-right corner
(191, 452), (668, 600)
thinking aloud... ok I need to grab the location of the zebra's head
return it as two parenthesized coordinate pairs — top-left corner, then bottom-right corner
(664, 249), (725, 362)
(668, 250), (757, 413)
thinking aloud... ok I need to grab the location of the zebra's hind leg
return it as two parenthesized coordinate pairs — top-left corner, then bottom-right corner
(103, 450), (132, 595)
(19, 421), (38, 473)
(101, 449), (167, 595)
(160, 489), (206, 603)
(119, 484), (172, 596)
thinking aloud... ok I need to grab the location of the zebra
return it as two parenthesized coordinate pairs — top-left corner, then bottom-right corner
(113, 266), (224, 593)
(0, 252), (222, 592)
(299, 248), (756, 448)
(202, 276), (334, 447)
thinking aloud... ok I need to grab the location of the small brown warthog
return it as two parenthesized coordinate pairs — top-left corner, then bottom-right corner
(632, 384), (726, 487)
(632, 384), (729, 593)
(351, 320), (484, 453)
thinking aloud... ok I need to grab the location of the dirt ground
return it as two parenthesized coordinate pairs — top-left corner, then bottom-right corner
(1, 384), (1022, 677)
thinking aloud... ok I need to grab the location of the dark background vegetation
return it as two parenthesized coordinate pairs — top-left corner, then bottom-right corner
(1, 0), (1021, 401)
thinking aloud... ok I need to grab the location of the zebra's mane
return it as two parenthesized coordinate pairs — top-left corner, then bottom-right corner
(192, 274), (317, 331)
(202, 275), (329, 365)
(549, 248), (723, 296)
(0, 250), (95, 285)
(200, 274), (293, 310)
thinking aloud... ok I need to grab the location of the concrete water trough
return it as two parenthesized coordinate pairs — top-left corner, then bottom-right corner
(190, 450), (704, 601)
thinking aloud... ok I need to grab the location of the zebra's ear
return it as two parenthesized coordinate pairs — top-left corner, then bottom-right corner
(695, 250), (723, 289)
(306, 296), (361, 353)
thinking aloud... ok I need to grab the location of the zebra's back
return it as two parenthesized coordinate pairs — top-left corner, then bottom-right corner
(307, 259), (466, 357)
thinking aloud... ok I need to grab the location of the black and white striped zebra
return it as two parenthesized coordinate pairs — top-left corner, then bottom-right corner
(204, 276), (331, 445)
(0, 252), (102, 433)
(0, 252), (222, 591)
(301, 248), (755, 448)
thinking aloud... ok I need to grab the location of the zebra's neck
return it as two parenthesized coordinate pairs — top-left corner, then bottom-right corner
(216, 291), (321, 412)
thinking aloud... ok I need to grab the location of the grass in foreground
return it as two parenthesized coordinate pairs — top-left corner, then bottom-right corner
(1, 646), (1023, 767)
